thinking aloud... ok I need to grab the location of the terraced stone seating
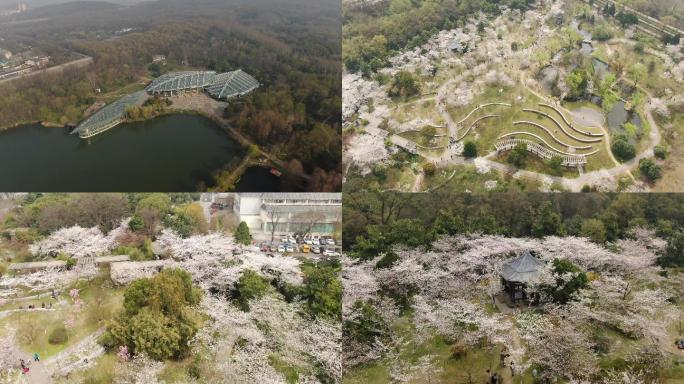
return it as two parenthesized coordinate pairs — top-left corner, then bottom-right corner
(495, 138), (588, 166)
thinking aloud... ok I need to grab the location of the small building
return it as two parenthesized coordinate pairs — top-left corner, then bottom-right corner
(9, 260), (67, 274)
(152, 55), (166, 64)
(500, 251), (545, 303)
(233, 193), (342, 235)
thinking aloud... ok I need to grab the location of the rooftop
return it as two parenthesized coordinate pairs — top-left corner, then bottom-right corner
(500, 251), (545, 283)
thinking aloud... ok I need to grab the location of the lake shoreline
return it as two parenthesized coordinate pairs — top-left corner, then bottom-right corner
(0, 114), (258, 191)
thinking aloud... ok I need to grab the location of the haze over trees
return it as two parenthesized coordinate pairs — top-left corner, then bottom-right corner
(344, 192), (684, 268)
(0, 0), (342, 191)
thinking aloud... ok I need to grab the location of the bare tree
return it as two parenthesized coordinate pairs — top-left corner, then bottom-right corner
(264, 203), (285, 242)
(292, 209), (327, 238)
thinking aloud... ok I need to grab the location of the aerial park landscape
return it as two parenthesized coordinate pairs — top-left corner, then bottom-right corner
(0, 193), (343, 383)
(342, 192), (684, 383)
(0, 0), (343, 192)
(343, 0), (684, 192)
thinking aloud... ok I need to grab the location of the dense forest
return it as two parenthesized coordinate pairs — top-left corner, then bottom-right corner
(617, 0), (684, 29)
(0, 0), (341, 191)
(343, 192), (684, 267)
(343, 0), (534, 74)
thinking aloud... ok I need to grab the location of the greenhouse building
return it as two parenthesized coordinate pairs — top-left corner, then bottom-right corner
(73, 69), (259, 138)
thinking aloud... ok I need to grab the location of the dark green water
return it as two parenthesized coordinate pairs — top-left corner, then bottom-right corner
(0, 114), (257, 191)
(236, 166), (304, 192)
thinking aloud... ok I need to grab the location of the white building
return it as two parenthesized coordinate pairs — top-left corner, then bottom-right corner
(232, 193), (342, 235)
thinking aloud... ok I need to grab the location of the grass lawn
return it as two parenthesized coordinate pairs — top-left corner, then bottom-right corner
(425, 163), (545, 193)
(5, 273), (124, 359)
(344, 315), (537, 384)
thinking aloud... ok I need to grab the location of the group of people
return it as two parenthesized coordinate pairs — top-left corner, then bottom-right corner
(19, 353), (39, 375)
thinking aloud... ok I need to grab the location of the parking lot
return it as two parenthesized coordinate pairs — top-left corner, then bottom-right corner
(258, 234), (341, 257)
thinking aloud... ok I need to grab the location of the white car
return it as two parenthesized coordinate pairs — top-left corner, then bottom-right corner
(285, 244), (294, 253)
(287, 236), (296, 244)
(323, 248), (334, 256)
(277, 245), (285, 253)
(312, 246), (321, 254)
(326, 238), (335, 245)
(304, 238), (313, 245)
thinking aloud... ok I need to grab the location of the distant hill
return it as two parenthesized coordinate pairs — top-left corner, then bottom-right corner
(0, 0), (146, 6)
(12, 1), (122, 19)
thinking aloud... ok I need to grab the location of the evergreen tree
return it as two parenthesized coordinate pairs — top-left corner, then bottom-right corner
(234, 221), (252, 245)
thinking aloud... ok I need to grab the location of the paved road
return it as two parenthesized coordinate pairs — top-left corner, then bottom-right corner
(0, 55), (93, 86)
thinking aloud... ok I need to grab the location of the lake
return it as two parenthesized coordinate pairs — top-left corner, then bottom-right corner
(0, 114), (254, 191)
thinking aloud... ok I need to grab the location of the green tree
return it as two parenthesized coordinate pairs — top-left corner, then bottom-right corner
(422, 162), (436, 176)
(352, 225), (388, 260)
(628, 63), (647, 87)
(659, 231), (684, 267)
(531, 202), (564, 238)
(639, 158), (662, 182)
(302, 264), (341, 319)
(611, 134), (636, 162)
(547, 156), (564, 175)
(654, 145), (667, 160)
(616, 12), (639, 27)
(463, 141), (478, 158)
(129, 215), (144, 232)
(388, 218), (435, 248)
(343, 300), (389, 347)
(232, 269), (270, 311)
(388, 71), (421, 99)
(565, 69), (589, 100)
(102, 269), (202, 360)
(507, 141), (528, 168)
(136, 194), (172, 215)
(541, 259), (588, 304)
(248, 144), (260, 159)
(165, 203), (208, 238)
(580, 218), (607, 243)
(233, 221), (251, 245)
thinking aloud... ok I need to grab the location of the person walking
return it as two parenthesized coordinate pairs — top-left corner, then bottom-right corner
(33, 352), (40, 362)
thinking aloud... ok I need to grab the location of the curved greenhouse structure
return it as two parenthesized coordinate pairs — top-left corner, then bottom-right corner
(145, 69), (259, 100)
(73, 69), (259, 139)
(205, 70), (260, 99)
(73, 91), (149, 139)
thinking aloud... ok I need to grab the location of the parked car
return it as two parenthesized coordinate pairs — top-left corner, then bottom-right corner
(323, 248), (334, 256)
(260, 244), (269, 252)
(304, 237), (313, 245)
(312, 246), (321, 254)
(277, 245), (285, 253)
(676, 339), (684, 350)
(287, 236), (296, 244)
(302, 244), (310, 253)
(285, 244), (294, 253)
(326, 238), (335, 245)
